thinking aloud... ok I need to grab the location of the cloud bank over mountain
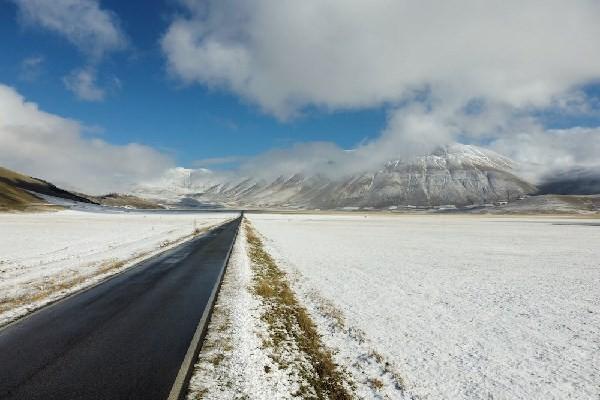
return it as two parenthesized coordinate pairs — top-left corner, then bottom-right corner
(3, 1), (598, 194)
(162, 0), (600, 179)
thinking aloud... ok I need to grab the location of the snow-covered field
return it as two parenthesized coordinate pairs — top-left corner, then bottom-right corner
(249, 213), (600, 399)
(0, 210), (236, 325)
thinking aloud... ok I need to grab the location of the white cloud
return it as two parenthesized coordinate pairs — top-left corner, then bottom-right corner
(491, 127), (600, 181)
(63, 68), (105, 101)
(162, 0), (600, 118)
(161, 0), (600, 179)
(13, 0), (127, 60)
(18, 55), (44, 82)
(0, 84), (173, 194)
(13, 0), (128, 101)
(203, 124), (600, 185)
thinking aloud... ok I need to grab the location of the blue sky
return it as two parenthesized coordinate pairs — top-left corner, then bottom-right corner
(0, 0), (386, 168)
(0, 0), (599, 193)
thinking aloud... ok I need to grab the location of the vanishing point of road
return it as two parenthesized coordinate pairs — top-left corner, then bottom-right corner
(0, 216), (241, 400)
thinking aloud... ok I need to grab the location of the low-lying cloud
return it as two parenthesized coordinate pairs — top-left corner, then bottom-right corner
(491, 127), (600, 182)
(0, 84), (173, 194)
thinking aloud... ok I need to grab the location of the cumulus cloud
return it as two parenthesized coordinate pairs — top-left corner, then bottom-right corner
(13, 0), (127, 60)
(13, 0), (128, 101)
(162, 0), (600, 118)
(63, 68), (105, 101)
(162, 0), (600, 179)
(0, 84), (173, 194)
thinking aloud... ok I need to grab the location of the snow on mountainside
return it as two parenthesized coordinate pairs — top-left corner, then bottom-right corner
(132, 167), (214, 201)
(133, 144), (536, 209)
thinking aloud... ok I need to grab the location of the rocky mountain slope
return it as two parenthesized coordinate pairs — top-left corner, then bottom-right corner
(538, 168), (600, 195)
(135, 144), (537, 209)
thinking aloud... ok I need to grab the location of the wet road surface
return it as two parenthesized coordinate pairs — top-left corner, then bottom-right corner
(0, 217), (241, 400)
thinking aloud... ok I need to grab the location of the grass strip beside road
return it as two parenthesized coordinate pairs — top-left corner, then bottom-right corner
(245, 220), (354, 400)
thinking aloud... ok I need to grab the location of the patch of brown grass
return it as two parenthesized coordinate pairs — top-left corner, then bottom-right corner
(308, 290), (346, 330)
(97, 259), (126, 274)
(367, 378), (384, 391)
(191, 388), (209, 399)
(0, 273), (87, 315)
(208, 353), (225, 366)
(245, 220), (354, 400)
(366, 350), (407, 393)
(161, 226), (210, 248)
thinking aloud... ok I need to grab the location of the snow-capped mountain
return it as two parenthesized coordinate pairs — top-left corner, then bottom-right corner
(132, 167), (215, 202)
(133, 144), (536, 209)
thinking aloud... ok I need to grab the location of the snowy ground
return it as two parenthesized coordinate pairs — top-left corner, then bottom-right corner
(0, 209), (236, 326)
(249, 213), (600, 399)
(187, 223), (299, 399)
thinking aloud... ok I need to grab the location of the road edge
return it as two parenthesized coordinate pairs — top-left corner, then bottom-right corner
(0, 218), (236, 333)
(167, 215), (243, 400)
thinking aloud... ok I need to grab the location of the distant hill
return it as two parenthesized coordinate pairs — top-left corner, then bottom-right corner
(463, 194), (600, 215)
(0, 179), (44, 211)
(0, 165), (167, 211)
(84, 193), (164, 209)
(0, 166), (94, 211)
(537, 168), (600, 195)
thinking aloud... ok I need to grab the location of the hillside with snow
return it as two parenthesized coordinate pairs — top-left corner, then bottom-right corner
(134, 144), (536, 209)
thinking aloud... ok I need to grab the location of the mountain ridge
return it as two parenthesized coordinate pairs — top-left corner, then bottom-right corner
(134, 144), (537, 209)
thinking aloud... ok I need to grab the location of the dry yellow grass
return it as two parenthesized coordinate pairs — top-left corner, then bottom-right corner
(245, 220), (353, 400)
(284, 259), (408, 396)
(0, 180), (45, 211)
(367, 378), (384, 391)
(0, 274), (86, 315)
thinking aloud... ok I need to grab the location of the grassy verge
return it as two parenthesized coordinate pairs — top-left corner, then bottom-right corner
(245, 220), (353, 400)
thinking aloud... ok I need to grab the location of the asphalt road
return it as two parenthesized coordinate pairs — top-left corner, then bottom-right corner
(0, 217), (241, 400)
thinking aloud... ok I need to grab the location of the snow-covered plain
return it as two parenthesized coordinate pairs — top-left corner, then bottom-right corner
(249, 213), (600, 399)
(0, 210), (236, 325)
